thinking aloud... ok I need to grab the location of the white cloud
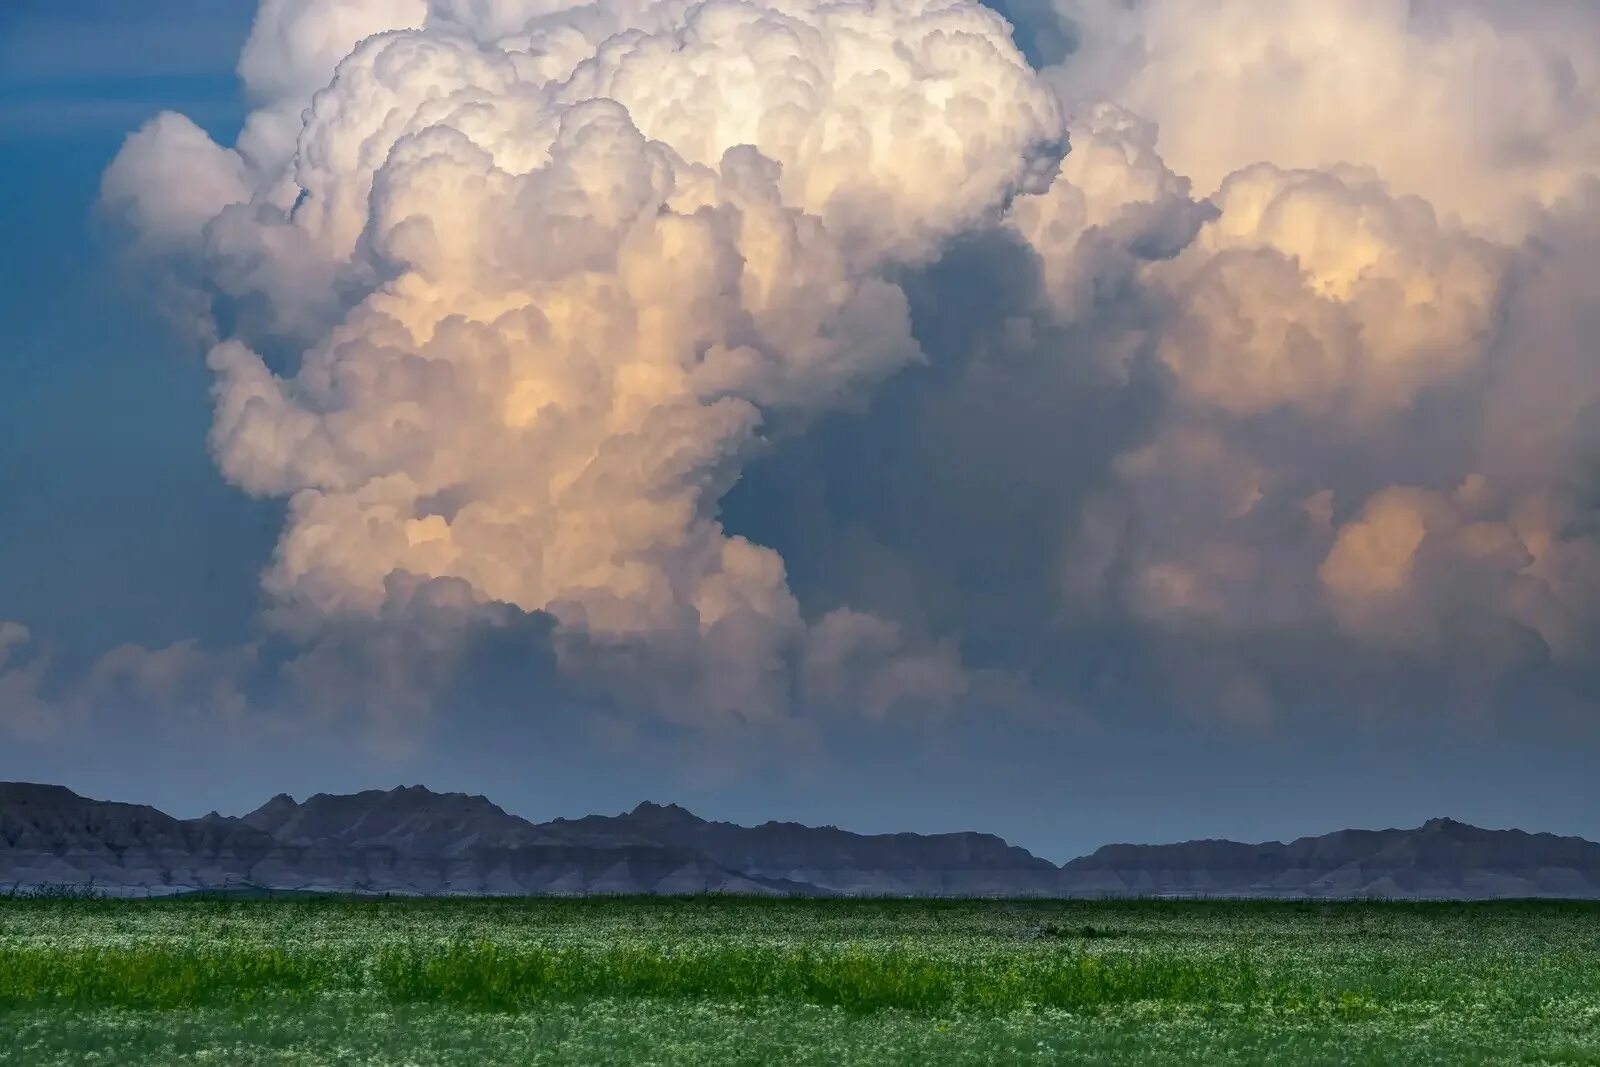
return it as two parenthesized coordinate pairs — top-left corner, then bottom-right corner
(1049, 0), (1600, 236)
(1006, 0), (1600, 717)
(1150, 163), (1504, 422)
(84, 0), (1600, 737)
(102, 0), (1046, 732)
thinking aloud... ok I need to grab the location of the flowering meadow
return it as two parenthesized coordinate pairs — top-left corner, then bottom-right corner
(2, 897), (1597, 1064)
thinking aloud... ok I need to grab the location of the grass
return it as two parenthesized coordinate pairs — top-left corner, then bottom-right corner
(2, 897), (1599, 1063)
(1, 883), (108, 901)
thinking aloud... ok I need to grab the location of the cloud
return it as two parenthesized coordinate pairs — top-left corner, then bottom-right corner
(0, 623), (254, 744)
(0, 588), (568, 759)
(1047, 0), (1600, 236)
(802, 609), (967, 720)
(1006, 101), (1210, 326)
(272, 574), (562, 748)
(0, 623), (59, 741)
(991, 0), (1600, 720)
(1149, 163), (1504, 422)
(102, 112), (250, 252)
(67, 0), (1600, 749)
(1051, 174), (1600, 658)
(100, 0), (1058, 736)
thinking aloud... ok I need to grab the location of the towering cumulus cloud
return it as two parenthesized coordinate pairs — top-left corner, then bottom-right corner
(1027, 0), (1600, 717)
(102, 0), (1061, 732)
(81, 0), (1600, 748)
(1049, 0), (1600, 236)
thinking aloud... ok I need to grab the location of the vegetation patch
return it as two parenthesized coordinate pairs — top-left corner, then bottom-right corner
(2, 898), (1598, 1063)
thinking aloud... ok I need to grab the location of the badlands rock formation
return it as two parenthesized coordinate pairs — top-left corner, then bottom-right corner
(5, 782), (1600, 898)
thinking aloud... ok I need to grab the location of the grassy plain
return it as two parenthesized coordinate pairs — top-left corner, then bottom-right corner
(1, 896), (1598, 1064)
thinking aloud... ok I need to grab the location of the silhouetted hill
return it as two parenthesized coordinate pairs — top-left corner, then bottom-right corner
(5, 782), (1600, 898)
(542, 800), (1061, 895)
(1056, 817), (1600, 898)
(240, 786), (549, 854)
(0, 783), (791, 896)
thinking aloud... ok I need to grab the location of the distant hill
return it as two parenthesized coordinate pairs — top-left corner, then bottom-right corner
(5, 781), (1599, 898)
(545, 801), (1061, 895)
(0, 783), (789, 896)
(1057, 818), (1600, 898)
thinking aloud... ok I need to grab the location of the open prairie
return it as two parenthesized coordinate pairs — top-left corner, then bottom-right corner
(2, 896), (1598, 1065)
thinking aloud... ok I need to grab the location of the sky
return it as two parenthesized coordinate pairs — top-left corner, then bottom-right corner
(2, 0), (1599, 862)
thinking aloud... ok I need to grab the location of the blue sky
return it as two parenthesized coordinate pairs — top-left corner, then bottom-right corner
(0, 1), (271, 660)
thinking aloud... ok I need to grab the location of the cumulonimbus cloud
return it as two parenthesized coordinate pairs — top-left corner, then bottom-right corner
(60, 0), (1600, 747)
(1024, 0), (1600, 717)
(100, 0), (1063, 734)
(1048, 0), (1600, 237)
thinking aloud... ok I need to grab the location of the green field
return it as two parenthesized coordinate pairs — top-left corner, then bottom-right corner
(2, 896), (1598, 1065)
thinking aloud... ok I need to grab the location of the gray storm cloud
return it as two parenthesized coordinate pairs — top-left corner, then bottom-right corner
(49, 0), (1600, 745)
(1023, 0), (1600, 714)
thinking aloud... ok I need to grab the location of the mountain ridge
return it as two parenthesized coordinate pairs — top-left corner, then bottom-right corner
(5, 781), (1600, 899)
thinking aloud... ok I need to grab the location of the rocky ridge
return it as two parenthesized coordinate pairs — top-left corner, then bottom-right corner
(5, 782), (1600, 898)
(1059, 817), (1600, 898)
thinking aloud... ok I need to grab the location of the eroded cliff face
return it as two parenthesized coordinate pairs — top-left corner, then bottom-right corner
(7, 782), (1600, 898)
